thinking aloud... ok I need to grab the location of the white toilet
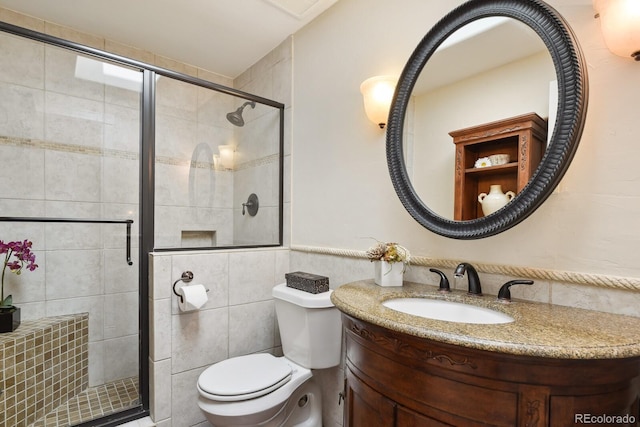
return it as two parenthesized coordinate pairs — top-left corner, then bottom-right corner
(197, 283), (342, 427)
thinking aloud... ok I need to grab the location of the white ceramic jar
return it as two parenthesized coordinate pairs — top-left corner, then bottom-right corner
(478, 185), (515, 216)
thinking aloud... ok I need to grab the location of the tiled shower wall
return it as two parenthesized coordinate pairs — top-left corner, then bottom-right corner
(0, 8), (290, 406)
(1, 8), (293, 426)
(153, 72), (282, 249)
(149, 37), (293, 427)
(153, 76), (236, 249)
(0, 27), (139, 387)
(232, 42), (291, 246)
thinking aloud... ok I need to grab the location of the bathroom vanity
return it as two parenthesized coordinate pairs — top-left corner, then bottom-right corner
(332, 281), (640, 427)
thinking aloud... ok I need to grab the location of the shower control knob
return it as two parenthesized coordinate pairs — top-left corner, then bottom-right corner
(242, 193), (259, 216)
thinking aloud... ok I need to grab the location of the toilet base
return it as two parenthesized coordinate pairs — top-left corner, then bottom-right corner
(281, 378), (322, 427)
(199, 375), (322, 427)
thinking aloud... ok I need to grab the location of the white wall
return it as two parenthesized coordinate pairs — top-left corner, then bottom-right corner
(291, 0), (640, 281)
(291, 6), (640, 423)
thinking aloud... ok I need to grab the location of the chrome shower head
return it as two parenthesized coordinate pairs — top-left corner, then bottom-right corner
(226, 101), (256, 127)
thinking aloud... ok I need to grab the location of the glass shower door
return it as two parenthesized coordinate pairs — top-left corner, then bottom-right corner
(0, 31), (141, 426)
(154, 74), (283, 250)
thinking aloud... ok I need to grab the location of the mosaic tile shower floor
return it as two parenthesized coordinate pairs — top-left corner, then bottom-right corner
(29, 377), (139, 427)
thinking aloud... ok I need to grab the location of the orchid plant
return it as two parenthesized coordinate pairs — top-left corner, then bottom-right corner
(0, 240), (38, 308)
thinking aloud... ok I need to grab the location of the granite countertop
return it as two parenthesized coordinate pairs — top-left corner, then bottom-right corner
(331, 280), (640, 359)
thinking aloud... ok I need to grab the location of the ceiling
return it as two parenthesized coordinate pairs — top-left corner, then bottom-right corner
(0, 0), (339, 78)
(416, 17), (549, 94)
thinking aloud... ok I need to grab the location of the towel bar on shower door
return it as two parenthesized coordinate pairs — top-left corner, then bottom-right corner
(0, 216), (135, 265)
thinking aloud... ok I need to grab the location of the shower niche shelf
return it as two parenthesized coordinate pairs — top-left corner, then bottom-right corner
(181, 230), (217, 247)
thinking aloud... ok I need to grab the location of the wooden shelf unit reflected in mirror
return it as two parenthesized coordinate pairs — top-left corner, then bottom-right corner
(451, 113), (547, 221)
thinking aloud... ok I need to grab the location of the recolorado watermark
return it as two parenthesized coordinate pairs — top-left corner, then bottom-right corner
(575, 413), (636, 424)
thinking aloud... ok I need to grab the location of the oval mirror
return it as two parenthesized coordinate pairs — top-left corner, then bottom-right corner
(386, 0), (588, 239)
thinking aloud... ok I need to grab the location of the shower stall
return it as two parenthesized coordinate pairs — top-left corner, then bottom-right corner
(0, 20), (283, 427)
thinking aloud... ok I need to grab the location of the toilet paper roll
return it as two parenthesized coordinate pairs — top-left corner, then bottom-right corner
(177, 284), (209, 311)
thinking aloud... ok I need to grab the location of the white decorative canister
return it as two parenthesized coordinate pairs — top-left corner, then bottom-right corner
(478, 184), (515, 216)
(374, 261), (404, 287)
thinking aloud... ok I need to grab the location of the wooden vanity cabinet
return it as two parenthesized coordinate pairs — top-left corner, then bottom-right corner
(451, 113), (547, 220)
(342, 314), (640, 427)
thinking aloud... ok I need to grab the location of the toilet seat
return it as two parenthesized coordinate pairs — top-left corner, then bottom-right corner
(198, 353), (292, 402)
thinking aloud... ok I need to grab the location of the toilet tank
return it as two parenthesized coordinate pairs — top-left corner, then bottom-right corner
(272, 283), (342, 369)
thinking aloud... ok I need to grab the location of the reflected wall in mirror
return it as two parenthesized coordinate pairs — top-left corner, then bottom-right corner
(154, 75), (283, 249)
(407, 17), (556, 219)
(387, 0), (588, 239)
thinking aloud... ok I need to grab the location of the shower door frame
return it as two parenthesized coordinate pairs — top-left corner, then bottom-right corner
(0, 19), (285, 427)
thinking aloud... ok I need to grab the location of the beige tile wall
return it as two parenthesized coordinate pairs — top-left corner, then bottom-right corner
(149, 248), (290, 427)
(0, 22), (140, 387)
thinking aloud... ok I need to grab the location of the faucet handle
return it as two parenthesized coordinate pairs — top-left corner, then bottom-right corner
(429, 268), (451, 293)
(497, 280), (534, 302)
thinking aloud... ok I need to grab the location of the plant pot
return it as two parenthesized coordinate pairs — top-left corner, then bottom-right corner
(374, 261), (404, 287)
(0, 306), (20, 332)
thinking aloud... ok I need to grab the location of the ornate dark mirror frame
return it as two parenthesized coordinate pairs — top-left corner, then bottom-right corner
(386, 0), (588, 239)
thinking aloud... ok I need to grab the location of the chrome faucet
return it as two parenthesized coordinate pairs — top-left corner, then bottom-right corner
(454, 262), (482, 295)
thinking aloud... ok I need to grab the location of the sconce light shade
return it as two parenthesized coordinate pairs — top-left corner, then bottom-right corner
(594, 0), (640, 60)
(218, 145), (234, 170)
(360, 75), (397, 129)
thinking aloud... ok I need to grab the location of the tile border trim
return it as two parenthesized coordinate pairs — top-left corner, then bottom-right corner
(290, 245), (640, 292)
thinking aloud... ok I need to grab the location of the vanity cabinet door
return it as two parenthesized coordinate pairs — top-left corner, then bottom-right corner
(344, 367), (396, 427)
(549, 388), (640, 426)
(396, 406), (454, 427)
(342, 314), (640, 427)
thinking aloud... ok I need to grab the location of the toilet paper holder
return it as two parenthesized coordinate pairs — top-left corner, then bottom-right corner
(172, 271), (209, 303)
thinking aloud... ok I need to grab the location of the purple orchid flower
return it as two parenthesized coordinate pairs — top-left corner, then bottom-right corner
(1, 239), (38, 307)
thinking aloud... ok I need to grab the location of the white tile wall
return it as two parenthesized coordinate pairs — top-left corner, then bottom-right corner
(118, 416), (155, 427)
(229, 300), (275, 357)
(171, 307), (229, 374)
(104, 291), (139, 338)
(0, 31), (141, 388)
(0, 145), (45, 198)
(104, 334), (139, 382)
(149, 248), (290, 426)
(153, 67), (282, 250)
(0, 32), (45, 88)
(228, 250), (277, 304)
(171, 367), (208, 427)
(45, 92), (105, 148)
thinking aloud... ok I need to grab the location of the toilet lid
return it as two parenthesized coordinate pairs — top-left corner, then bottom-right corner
(198, 353), (293, 402)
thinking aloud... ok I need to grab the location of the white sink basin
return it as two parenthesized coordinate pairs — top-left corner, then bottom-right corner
(382, 298), (514, 324)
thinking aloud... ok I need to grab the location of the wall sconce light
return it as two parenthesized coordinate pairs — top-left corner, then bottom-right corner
(594, 0), (640, 61)
(360, 75), (397, 129)
(218, 145), (234, 170)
